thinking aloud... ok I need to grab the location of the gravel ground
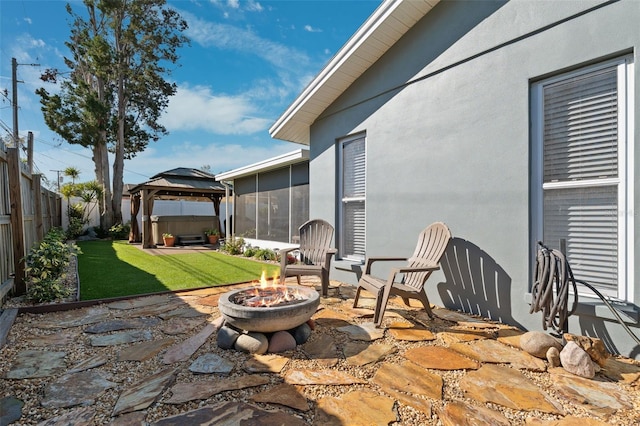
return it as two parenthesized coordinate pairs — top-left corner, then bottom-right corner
(1, 259), (639, 425)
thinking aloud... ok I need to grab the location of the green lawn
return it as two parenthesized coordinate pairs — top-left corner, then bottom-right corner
(77, 240), (280, 300)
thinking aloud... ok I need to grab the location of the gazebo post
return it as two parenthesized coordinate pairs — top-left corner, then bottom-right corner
(142, 189), (158, 248)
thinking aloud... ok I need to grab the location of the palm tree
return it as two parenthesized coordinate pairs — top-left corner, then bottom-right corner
(64, 167), (80, 184)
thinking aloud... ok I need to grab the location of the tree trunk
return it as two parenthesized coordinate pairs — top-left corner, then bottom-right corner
(111, 70), (126, 226)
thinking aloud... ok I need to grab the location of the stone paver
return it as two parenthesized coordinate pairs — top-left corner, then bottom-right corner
(250, 383), (310, 411)
(343, 342), (397, 366)
(163, 375), (270, 404)
(459, 364), (563, 414)
(450, 339), (547, 371)
(41, 371), (117, 408)
(315, 390), (396, 426)
(373, 360), (443, 400)
(404, 346), (480, 370)
(151, 402), (308, 426)
(2, 280), (639, 426)
(112, 367), (177, 416)
(5, 350), (66, 378)
(161, 323), (216, 364)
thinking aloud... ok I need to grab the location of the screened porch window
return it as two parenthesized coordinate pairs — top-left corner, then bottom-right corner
(339, 133), (366, 261)
(531, 56), (634, 300)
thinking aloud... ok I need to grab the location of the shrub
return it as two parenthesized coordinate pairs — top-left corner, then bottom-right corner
(24, 228), (81, 303)
(108, 222), (130, 240)
(221, 237), (245, 255)
(243, 246), (257, 257)
(254, 248), (277, 261)
(66, 203), (86, 239)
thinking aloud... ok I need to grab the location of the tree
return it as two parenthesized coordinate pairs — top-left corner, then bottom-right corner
(37, 0), (188, 229)
(64, 166), (81, 183)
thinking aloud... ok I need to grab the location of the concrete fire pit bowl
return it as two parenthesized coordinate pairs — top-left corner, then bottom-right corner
(218, 285), (320, 333)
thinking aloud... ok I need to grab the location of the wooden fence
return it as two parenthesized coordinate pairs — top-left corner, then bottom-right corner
(0, 139), (61, 306)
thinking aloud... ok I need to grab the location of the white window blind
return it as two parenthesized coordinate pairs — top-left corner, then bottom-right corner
(539, 61), (627, 297)
(340, 135), (366, 260)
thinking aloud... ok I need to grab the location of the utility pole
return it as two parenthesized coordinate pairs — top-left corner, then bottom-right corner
(12, 58), (18, 146)
(11, 57), (40, 147)
(51, 170), (64, 193)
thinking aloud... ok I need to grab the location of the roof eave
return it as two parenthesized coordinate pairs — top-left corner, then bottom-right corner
(269, 0), (439, 145)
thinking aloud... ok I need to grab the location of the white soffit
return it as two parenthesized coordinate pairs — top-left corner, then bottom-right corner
(215, 149), (310, 181)
(269, 0), (439, 145)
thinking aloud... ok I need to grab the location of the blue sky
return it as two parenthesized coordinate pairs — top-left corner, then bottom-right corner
(0, 0), (380, 187)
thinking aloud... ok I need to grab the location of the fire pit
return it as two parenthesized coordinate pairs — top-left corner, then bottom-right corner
(218, 277), (320, 333)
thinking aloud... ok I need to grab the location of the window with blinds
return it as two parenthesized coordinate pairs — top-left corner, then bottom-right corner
(533, 57), (633, 299)
(340, 134), (366, 261)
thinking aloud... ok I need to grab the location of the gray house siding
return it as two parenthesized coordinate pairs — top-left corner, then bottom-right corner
(308, 0), (639, 358)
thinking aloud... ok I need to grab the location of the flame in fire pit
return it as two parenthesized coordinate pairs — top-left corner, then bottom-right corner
(234, 271), (307, 307)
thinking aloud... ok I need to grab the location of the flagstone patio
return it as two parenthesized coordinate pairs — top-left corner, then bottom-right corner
(1, 277), (639, 425)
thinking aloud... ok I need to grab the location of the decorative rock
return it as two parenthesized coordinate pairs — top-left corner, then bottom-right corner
(268, 330), (297, 353)
(564, 333), (610, 366)
(560, 341), (596, 378)
(24, 332), (78, 346)
(520, 331), (563, 358)
(216, 325), (240, 349)
(160, 317), (206, 335)
(235, 332), (268, 354)
(546, 346), (561, 368)
(290, 322), (312, 344)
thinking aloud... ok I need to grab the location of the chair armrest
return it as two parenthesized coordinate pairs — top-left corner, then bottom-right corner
(385, 265), (440, 285)
(363, 257), (408, 274)
(323, 248), (338, 267)
(279, 246), (300, 269)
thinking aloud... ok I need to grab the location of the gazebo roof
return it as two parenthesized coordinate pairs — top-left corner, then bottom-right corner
(128, 167), (228, 199)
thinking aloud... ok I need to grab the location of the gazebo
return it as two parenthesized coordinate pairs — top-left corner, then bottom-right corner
(128, 168), (229, 248)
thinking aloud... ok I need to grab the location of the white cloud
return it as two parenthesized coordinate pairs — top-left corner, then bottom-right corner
(162, 84), (272, 135)
(182, 12), (309, 70)
(123, 138), (296, 181)
(304, 25), (322, 33)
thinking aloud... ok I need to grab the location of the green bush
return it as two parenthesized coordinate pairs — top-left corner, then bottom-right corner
(243, 247), (257, 257)
(66, 203), (86, 239)
(221, 237), (245, 255)
(24, 228), (81, 303)
(108, 222), (130, 240)
(254, 248), (277, 261)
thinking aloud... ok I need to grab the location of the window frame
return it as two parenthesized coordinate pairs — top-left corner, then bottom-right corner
(338, 132), (366, 262)
(530, 56), (634, 302)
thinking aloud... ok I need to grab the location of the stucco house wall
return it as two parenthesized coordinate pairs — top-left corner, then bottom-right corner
(302, 1), (639, 358)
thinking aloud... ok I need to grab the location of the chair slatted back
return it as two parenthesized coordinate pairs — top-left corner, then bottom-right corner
(404, 222), (452, 290)
(298, 219), (334, 266)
